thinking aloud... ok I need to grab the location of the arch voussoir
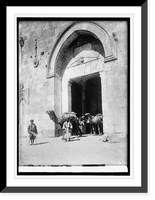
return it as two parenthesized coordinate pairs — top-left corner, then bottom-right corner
(47, 21), (117, 78)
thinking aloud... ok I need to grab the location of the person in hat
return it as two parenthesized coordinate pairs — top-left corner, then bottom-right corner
(28, 119), (38, 145)
(62, 118), (73, 142)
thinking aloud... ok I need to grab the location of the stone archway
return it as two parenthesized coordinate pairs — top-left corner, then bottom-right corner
(62, 41), (104, 115)
(47, 21), (117, 78)
(47, 21), (117, 136)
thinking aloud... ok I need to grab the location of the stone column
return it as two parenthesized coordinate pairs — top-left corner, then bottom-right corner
(68, 81), (72, 112)
(82, 82), (86, 115)
(99, 70), (107, 134)
(54, 74), (62, 137)
(54, 74), (62, 114)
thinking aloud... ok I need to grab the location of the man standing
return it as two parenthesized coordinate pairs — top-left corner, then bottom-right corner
(28, 119), (38, 145)
(62, 119), (73, 142)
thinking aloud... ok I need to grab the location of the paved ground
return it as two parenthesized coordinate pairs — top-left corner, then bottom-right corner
(19, 134), (127, 166)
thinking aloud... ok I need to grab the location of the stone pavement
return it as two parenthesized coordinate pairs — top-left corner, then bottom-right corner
(19, 134), (127, 166)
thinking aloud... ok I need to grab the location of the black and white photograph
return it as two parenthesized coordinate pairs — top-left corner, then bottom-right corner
(4, 4), (148, 193)
(18, 18), (129, 174)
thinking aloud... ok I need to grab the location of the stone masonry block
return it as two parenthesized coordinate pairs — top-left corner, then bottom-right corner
(108, 133), (120, 143)
(111, 76), (119, 86)
(41, 28), (48, 37)
(104, 64), (112, 71)
(50, 30), (56, 38)
(115, 124), (127, 133)
(115, 107), (127, 117)
(104, 124), (115, 135)
(41, 32), (52, 42)
(38, 40), (48, 49)
(114, 109), (127, 124)
(119, 68), (127, 76)
(49, 23), (57, 31)
(47, 37), (54, 46)
(117, 75), (127, 90)
(121, 97), (127, 107)
(116, 90), (125, 98)
(107, 76), (112, 86)
(115, 99), (123, 107)
(41, 130), (55, 138)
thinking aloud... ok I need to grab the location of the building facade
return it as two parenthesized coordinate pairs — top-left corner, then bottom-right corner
(18, 20), (128, 141)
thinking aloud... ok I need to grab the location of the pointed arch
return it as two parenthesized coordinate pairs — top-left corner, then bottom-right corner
(47, 21), (117, 78)
(46, 21), (118, 136)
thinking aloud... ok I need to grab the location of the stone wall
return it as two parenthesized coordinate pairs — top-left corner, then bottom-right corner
(19, 20), (128, 141)
(19, 21), (67, 137)
(100, 21), (128, 142)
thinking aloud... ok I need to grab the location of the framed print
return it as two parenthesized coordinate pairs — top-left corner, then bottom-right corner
(3, 2), (148, 193)
(17, 17), (130, 176)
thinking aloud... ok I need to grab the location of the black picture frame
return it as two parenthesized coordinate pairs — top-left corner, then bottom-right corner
(3, 2), (148, 193)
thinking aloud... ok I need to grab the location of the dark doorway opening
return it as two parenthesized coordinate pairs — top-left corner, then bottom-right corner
(71, 82), (82, 117)
(71, 75), (102, 117)
(85, 77), (102, 116)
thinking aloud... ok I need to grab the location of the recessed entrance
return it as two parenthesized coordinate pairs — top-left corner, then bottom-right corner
(71, 75), (102, 117)
(71, 82), (83, 117)
(47, 21), (117, 136)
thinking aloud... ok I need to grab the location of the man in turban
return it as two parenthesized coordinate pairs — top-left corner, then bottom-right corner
(28, 119), (38, 145)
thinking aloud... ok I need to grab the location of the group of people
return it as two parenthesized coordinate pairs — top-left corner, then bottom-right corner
(27, 112), (103, 145)
(27, 118), (73, 145)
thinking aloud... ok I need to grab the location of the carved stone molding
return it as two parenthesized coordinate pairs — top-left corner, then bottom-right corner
(47, 21), (117, 79)
(33, 57), (39, 68)
(19, 83), (29, 104)
(19, 37), (24, 49)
